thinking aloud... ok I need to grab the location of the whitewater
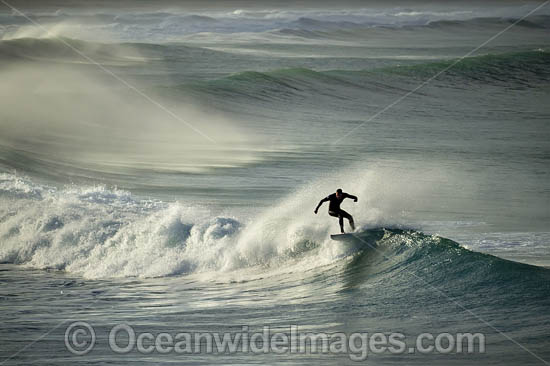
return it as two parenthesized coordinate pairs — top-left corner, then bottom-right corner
(0, 2), (549, 365)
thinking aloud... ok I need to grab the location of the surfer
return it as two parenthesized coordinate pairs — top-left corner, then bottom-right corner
(314, 188), (357, 233)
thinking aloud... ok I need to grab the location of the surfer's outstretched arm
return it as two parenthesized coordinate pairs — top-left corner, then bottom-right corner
(314, 197), (328, 214)
(345, 193), (358, 202)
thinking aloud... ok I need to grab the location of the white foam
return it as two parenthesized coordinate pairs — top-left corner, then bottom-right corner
(0, 162), (477, 279)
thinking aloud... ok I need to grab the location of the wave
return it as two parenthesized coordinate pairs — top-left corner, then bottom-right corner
(0, 49), (259, 178)
(271, 14), (550, 40)
(185, 68), (378, 103)
(380, 49), (550, 84)
(3, 7), (549, 43)
(0, 37), (147, 64)
(1, 172), (548, 299)
(286, 17), (365, 31)
(341, 228), (550, 306)
(423, 14), (550, 30)
(0, 37), (231, 65)
(182, 50), (550, 101)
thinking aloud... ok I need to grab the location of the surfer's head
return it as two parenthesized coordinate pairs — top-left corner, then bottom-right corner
(336, 188), (343, 198)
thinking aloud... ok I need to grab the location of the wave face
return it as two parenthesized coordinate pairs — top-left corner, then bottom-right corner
(342, 229), (550, 304)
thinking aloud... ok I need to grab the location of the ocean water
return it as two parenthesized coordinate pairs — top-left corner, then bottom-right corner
(1, 3), (550, 365)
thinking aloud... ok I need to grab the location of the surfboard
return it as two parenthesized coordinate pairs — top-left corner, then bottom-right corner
(330, 229), (384, 242)
(330, 233), (355, 241)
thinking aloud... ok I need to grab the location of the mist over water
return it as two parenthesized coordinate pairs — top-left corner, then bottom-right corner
(0, 2), (549, 365)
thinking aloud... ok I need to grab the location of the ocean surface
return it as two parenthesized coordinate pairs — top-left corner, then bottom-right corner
(1, 3), (549, 365)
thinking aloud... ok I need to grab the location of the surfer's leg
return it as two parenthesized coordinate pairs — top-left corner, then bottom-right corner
(340, 210), (355, 231)
(329, 211), (345, 233)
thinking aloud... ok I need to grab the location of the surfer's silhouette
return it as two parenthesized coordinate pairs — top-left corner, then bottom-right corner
(314, 188), (357, 233)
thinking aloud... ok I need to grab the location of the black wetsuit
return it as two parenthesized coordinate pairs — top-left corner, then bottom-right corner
(323, 192), (356, 233)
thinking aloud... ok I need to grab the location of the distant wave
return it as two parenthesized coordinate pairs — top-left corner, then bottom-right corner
(182, 50), (550, 101)
(0, 36), (232, 65)
(271, 15), (550, 40)
(379, 49), (550, 83)
(0, 47), (260, 177)
(3, 37), (548, 100)
(424, 14), (550, 30)
(0, 37), (147, 64)
(2, 7), (549, 42)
